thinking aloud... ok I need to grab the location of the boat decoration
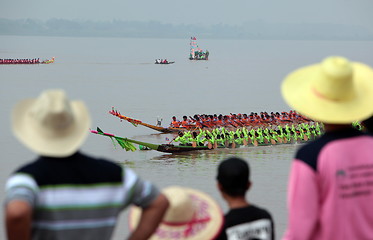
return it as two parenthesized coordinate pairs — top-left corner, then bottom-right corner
(109, 108), (191, 133)
(155, 59), (175, 64)
(0, 57), (55, 64)
(189, 37), (209, 60)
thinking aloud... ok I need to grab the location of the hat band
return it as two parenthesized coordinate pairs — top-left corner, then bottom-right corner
(162, 214), (211, 237)
(312, 87), (342, 102)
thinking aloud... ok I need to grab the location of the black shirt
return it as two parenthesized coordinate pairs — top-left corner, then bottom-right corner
(215, 204), (274, 240)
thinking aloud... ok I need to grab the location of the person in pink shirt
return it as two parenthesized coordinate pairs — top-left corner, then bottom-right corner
(281, 56), (373, 240)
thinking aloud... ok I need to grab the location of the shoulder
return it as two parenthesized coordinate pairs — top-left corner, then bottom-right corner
(14, 152), (124, 186)
(225, 205), (273, 224)
(16, 152), (121, 173)
(229, 205), (273, 222)
(295, 129), (371, 171)
(248, 204), (273, 219)
(295, 137), (329, 171)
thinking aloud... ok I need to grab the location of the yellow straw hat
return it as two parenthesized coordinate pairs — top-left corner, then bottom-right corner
(128, 186), (223, 240)
(281, 56), (373, 123)
(12, 89), (91, 157)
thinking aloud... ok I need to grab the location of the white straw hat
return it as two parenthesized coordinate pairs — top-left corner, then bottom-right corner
(11, 89), (91, 157)
(129, 186), (224, 240)
(281, 56), (373, 123)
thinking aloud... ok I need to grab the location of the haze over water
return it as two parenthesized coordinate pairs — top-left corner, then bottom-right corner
(1, 35), (373, 239)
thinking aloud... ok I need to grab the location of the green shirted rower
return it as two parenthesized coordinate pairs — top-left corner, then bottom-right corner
(174, 132), (190, 145)
(256, 128), (264, 144)
(284, 125), (292, 142)
(215, 134), (225, 146)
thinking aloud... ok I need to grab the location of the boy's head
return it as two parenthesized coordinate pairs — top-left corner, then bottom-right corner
(217, 157), (250, 197)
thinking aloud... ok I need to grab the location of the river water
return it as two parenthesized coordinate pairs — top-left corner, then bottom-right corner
(1, 35), (372, 239)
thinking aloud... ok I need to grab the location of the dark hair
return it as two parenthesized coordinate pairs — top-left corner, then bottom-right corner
(362, 116), (373, 133)
(217, 157), (250, 196)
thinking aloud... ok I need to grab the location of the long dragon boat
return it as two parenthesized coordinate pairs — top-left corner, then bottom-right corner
(0, 57), (55, 64)
(109, 108), (318, 135)
(90, 127), (309, 154)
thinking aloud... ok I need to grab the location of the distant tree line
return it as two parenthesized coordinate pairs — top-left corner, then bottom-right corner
(0, 18), (372, 40)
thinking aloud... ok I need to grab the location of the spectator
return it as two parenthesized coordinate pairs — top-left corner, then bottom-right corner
(4, 89), (169, 240)
(129, 185), (223, 239)
(281, 56), (373, 239)
(215, 157), (274, 240)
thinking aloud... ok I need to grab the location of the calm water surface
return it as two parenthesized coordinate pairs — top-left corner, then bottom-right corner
(1, 36), (372, 239)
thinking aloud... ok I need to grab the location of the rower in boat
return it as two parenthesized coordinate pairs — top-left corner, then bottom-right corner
(170, 116), (181, 127)
(174, 131), (190, 146)
(181, 116), (191, 127)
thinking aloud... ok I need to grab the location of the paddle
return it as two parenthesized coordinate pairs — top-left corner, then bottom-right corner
(167, 134), (179, 144)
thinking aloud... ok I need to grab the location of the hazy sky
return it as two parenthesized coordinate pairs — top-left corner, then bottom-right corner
(1, 0), (372, 27)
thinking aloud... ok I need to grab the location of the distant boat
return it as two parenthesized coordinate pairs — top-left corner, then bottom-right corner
(189, 37), (209, 60)
(155, 59), (174, 64)
(0, 57), (55, 65)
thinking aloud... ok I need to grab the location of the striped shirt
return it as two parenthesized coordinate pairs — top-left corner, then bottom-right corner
(4, 152), (159, 240)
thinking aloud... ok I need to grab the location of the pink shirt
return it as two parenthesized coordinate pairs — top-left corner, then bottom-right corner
(283, 129), (373, 240)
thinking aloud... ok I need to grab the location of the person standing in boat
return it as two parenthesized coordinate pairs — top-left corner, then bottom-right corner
(282, 56), (373, 240)
(156, 116), (162, 127)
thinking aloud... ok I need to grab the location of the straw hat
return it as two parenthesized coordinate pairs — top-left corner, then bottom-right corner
(128, 186), (223, 240)
(281, 56), (373, 124)
(12, 89), (91, 157)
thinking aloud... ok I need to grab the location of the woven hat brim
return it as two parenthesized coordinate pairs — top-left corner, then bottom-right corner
(128, 188), (223, 240)
(12, 99), (91, 157)
(282, 62), (373, 123)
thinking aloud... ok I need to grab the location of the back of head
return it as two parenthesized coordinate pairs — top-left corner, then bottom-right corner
(217, 157), (250, 196)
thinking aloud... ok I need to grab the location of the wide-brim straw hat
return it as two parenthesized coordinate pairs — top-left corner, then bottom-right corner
(12, 89), (91, 157)
(281, 56), (373, 124)
(128, 186), (223, 240)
